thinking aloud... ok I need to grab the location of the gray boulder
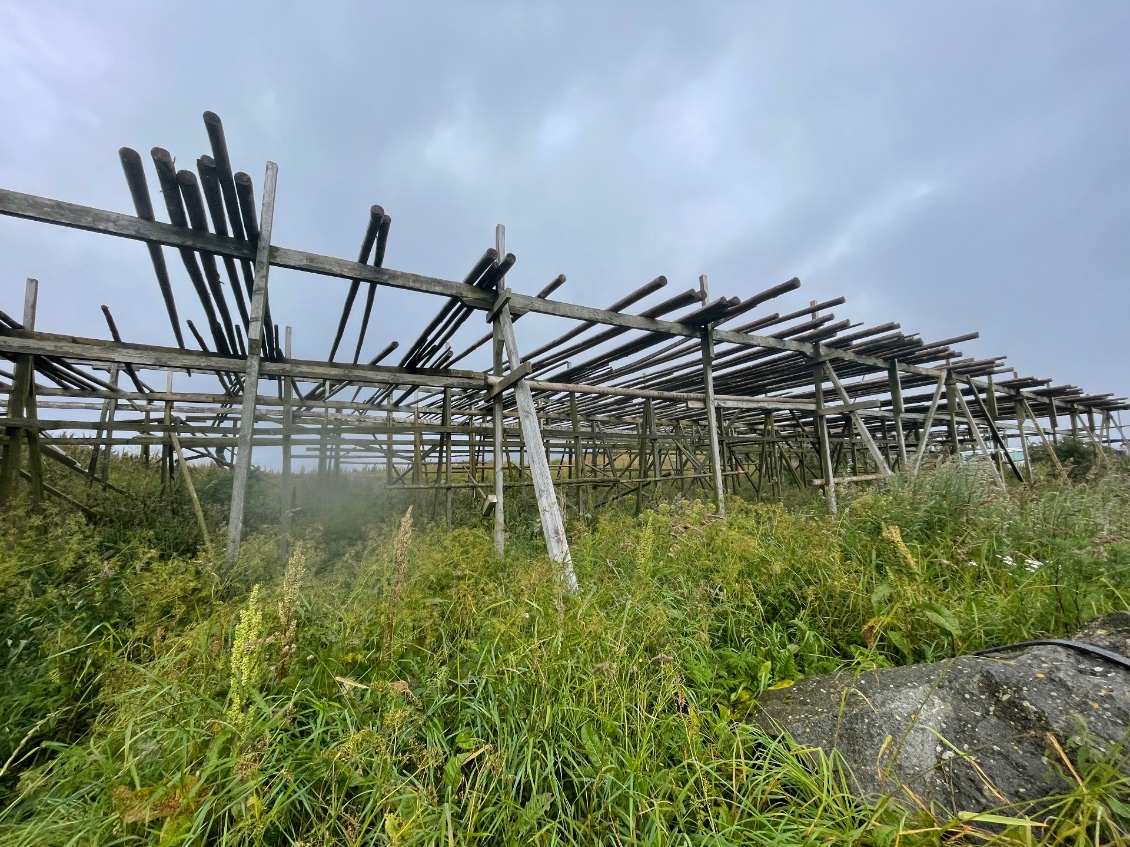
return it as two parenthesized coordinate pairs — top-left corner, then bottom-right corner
(754, 612), (1130, 815)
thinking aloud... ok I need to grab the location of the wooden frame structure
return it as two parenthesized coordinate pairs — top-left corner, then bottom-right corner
(2, 113), (1127, 577)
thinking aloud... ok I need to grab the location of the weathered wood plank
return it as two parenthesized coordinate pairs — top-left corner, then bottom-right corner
(493, 228), (575, 588)
(701, 328), (725, 515)
(226, 161), (278, 571)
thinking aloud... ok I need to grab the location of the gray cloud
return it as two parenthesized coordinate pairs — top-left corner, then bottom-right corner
(2, 0), (1128, 410)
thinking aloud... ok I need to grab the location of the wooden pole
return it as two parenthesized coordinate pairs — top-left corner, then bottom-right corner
(225, 160), (278, 573)
(100, 365), (120, 483)
(141, 410), (151, 465)
(412, 405), (422, 485)
(955, 391), (1005, 489)
(1, 280), (40, 507)
(385, 410), (394, 485)
(280, 326), (293, 561)
(443, 387), (452, 528)
(823, 363), (891, 475)
(161, 369), (173, 495)
(888, 361), (908, 470)
(813, 355), (837, 514)
(1017, 403), (1032, 481)
(1021, 399), (1065, 476)
(318, 379), (329, 476)
(701, 327), (725, 516)
(962, 376), (1024, 483)
(171, 430), (211, 545)
(648, 399), (660, 499)
(468, 410), (479, 495)
(492, 225), (506, 558)
(635, 404), (647, 515)
(86, 363), (119, 481)
(493, 224), (575, 587)
(570, 392), (584, 519)
(944, 370), (961, 455)
(22, 280), (43, 507)
(985, 373), (999, 420)
(911, 374), (946, 473)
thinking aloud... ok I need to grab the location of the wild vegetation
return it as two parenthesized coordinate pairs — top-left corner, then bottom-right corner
(1, 451), (1128, 845)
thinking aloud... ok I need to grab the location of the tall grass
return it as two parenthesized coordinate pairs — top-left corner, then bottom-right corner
(0, 457), (1127, 844)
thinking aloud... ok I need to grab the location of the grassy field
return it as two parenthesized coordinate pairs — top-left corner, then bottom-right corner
(1, 453), (1128, 844)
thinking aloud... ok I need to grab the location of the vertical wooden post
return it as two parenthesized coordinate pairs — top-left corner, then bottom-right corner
(649, 399), (660, 494)
(225, 160), (278, 573)
(985, 374), (1001, 474)
(491, 225), (506, 558)
(88, 364), (118, 481)
(100, 365), (120, 484)
(944, 370), (961, 455)
(385, 410), (394, 485)
(161, 369), (173, 495)
(318, 380), (329, 476)
(412, 406), (422, 485)
(700, 327), (725, 516)
(493, 225), (575, 587)
(635, 403), (647, 515)
(22, 280), (43, 507)
(280, 326), (293, 561)
(442, 387), (452, 528)
(468, 411), (478, 484)
(879, 417), (891, 470)
(1084, 409), (1107, 466)
(721, 413), (734, 495)
(985, 374), (1000, 419)
(570, 392), (584, 519)
(813, 354), (837, 514)
(756, 415), (769, 498)
(333, 416), (342, 479)
(0, 355), (27, 505)
(1017, 403), (1032, 481)
(141, 410), (151, 465)
(1, 279), (41, 507)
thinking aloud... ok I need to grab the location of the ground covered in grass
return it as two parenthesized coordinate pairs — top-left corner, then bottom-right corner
(1, 459), (1129, 844)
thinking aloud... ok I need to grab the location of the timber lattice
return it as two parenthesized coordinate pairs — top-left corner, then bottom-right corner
(1, 112), (1126, 575)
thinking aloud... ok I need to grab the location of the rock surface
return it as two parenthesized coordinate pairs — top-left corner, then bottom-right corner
(755, 612), (1130, 815)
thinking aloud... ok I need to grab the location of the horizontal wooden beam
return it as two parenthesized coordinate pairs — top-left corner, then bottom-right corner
(688, 396), (817, 411)
(0, 187), (942, 377)
(810, 473), (886, 486)
(2, 186), (1121, 419)
(0, 330), (488, 390)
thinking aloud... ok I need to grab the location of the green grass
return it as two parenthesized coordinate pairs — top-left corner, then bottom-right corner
(1, 455), (1128, 844)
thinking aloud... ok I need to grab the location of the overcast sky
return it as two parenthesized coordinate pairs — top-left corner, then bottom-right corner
(2, 1), (1128, 410)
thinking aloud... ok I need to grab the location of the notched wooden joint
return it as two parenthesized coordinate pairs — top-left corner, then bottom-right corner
(487, 360), (532, 399)
(486, 287), (513, 324)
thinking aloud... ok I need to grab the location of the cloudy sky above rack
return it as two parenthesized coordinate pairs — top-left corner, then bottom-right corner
(2, 1), (1128, 404)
